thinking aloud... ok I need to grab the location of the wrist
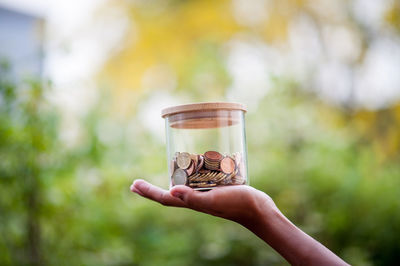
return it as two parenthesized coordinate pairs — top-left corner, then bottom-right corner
(245, 194), (304, 263)
(253, 190), (279, 224)
(239, 189), (280, 230)
(239, 188), (349, 266)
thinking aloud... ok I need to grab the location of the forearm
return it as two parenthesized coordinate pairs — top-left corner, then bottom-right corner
(244, 195), (349, 266)
(131, 180), (348, 264)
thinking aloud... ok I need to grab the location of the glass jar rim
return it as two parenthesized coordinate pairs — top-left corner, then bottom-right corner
(161, 102), (247, 118)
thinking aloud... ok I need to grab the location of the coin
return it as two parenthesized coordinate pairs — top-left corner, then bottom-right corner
(221, 175), (232, 185)
(170, 159), (177, 175)
(185, 160), (195, 176)
(204, 161), (220, 170)
(204, 151), (222, 170)
(190, 154), (198, 164)
(174, 152), (180, 160)
(188, 172), (199, 179)
(204, 163), (220, 171)
(204, 151), (223, 161)
(232, 175), (245, 185)
(198, 168), (210, 174)
(214, 172), (227, 183)
(201, 172), (214, 181)
(171, 150), (246, 188)
(177, 152), (191, 169)
(189, 182), (216, 188)
(196, 155), (204, 172)
(220, 157), (235, 174)
(172, 168), (187, 185)
(205, 160), (220, 166)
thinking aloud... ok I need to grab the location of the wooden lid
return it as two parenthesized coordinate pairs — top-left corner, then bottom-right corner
(161, 102), (247, 118)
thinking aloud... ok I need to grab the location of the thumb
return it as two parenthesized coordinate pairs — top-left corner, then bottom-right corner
(170, 185), (192, 200)
(170, 185), (213, 211)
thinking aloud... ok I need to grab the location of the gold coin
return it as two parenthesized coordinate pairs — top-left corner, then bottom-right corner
(199, 172), (213, 181)
(209, 171), (219, 179)
(189, 182), (216, 188)
(177, 152), (191, 169)
(204, 161), (220, 170)
(214, 173), (227, 183)
(193, 171), (208, 181)
(199, 169), (210, 174)
(172, 151), (246, 188)
(202, 172), (211, 179)
(189, 172), (200, 180)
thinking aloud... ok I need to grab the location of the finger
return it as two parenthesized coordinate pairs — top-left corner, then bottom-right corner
(170, 185), (215, 213)
(130, 184), (145, 196)
(133, 179), (186, 207)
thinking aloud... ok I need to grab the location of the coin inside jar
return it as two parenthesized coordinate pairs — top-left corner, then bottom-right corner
(170, 150), (246, 189)
(196, 155), (204, 171)
(204, 151), (223, 161)
(204, 151), (222, 170)
(190, 154), (198, 165)
(177, 152), (191, 169)
(220, 157), (235, 174)
(185, 160), (195, 176)
(172, 168), (187, 185)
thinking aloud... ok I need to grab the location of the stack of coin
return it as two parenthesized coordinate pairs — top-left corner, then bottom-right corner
(170, 150), (246, 189)
(204, 151), (223, 170)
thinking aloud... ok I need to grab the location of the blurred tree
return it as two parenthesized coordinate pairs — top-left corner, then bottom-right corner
(1, 0), (400, 265)
(101, 0), (239, 104)
(0, 61), (58, 265)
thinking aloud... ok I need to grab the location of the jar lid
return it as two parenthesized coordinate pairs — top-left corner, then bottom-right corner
(161, 102), (247, 118)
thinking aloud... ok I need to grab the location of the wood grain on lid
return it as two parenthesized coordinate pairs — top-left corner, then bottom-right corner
(161, 102), (247, 118)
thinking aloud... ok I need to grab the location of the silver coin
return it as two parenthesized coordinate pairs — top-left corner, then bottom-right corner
(177, 152), (191, 169)
(172, 168), (187, 185)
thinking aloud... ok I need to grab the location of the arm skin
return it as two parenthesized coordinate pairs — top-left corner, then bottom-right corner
(130, 179), (349, 266)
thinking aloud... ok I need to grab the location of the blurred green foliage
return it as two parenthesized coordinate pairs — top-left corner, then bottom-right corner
(1, 58), (400, 266)
(2, 1), (400, 263)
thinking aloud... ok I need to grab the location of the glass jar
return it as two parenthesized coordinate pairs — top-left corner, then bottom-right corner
(161, 102), (248, 190)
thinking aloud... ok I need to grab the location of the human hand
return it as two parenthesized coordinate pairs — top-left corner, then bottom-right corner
(130, 179), (349, 265)
(130, 179), (276, 226)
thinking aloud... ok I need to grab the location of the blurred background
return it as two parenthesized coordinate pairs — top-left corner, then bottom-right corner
(1, 0), (400, 265)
